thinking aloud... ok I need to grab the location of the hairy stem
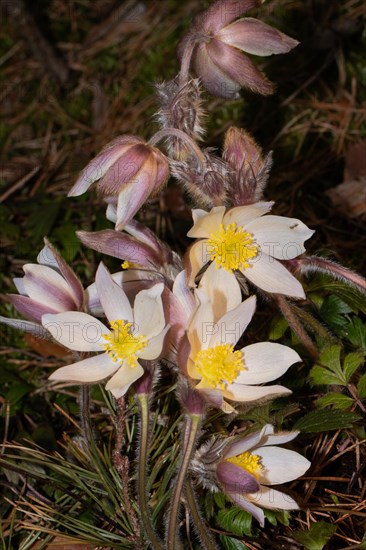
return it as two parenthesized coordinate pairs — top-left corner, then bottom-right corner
(149, 128), (206, 163)
(166, 413), (201, 549)
(137, 393), (163, 550)
(185, 479), (218, 550)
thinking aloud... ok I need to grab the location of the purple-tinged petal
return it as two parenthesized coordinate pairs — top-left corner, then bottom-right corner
(125, 219), (164, 255)
(218, 18), (299, 56)
(7, 295), (59, 323)
(105, 360), (144, 398)
(207, 39), (275, 95)
(229, 492), (265, 526)
(217, 461), (260, 494)
(42, 311), (109, 352)
(197, 0), (260, 34)
(193, 43), (241, 99)
(172, 270), (196, 321)
(77, 230), (161, 268)
(13, 278), (26, 295)
(95, 263), (133, 323)
(49, 352), (118, 382)
(154, 147), (170, 187)
(0, 315), (48, 338)
(224, 430), (263, 459)
(23, 264), (76, 312)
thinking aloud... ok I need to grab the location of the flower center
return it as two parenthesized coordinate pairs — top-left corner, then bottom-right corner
(207, 223), (258, 272)
(195, 344), (245, 389)
(226, 451), (263, 479)
(102, 320), (147, 367)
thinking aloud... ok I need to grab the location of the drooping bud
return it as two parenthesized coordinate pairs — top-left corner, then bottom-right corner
(178, 0), (299, 99)
(68, 135), (170, 229)
(223, 126), (272, 204)
(177, 376), (206, 415)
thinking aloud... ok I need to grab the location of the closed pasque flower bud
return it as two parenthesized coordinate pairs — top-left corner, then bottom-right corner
(179, 0), (299, 99)
(68, 135), (170, 230)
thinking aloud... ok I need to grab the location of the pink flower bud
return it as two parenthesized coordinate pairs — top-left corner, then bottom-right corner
(179, 0), (299, 99)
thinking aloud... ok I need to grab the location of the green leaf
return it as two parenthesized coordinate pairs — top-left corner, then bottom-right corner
(357, 373), (366, 399)
(346, 317), (366, 350)
(307, 275), (366, 314)
(217, 507), (253, 537)
(309, 365), (345, 386)
(219, 535), (248, 550)
(316, 393), (354, 410)
(320, 295), (352, 331)
(309, 345), (346, 386)
(268, 316), (289, 340)
(343, 352), (364, 382)
(292, 521), (337, 550)
(294, 409), (361, 433)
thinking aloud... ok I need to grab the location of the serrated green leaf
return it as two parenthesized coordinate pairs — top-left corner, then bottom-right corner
(357, 373), (366, 399)
(346, 317), (366, 350)
(320, 296), (352, 331)
(293, 521), (337, 550)
(316, 393), (354, 410)
(217, 507), (253, 537)
(309, 345), (347, 386)
(269, 316), (289, 340)
(307, 275), (366, 314)
(294, 409), (361, 433)
(309, 365), (345, 386)
(319, 345), (342, 370)
(343, 352), (364, 382)
(214, 492), (226, 509)
(219, 535), (248, 550)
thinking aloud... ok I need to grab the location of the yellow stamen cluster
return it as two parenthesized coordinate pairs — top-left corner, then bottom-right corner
(121, 261), (131, 269)
(195, 344), (245, 389)
(102, 320), (147, 367)
(207, 223), (258, 272)
(226, 451), (263, 479)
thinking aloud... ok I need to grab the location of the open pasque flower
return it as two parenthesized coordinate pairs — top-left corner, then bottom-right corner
(187, 203), (314, 298)
(215, 424), (310, 526)
(179, 0), (299, 98)
(186, 292), (300, 411)
(68, 135), (169, 229)
(44, 263), (167, 398)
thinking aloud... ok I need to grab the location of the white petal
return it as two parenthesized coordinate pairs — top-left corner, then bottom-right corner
(187, 240), (208, 287)
(209, 295), (256, 348)
(49, 353), (118, 382)
(236, 342), (301, 384)
(187, 206), (226, 238)
(133, 283), (165, 339)
(105, 361), (144, 398)
(95, 263), (133, 323)
(187, 289), (215, 356)
(23, 264), (75, 311)
(223, 202), (274, 227)
(223, 383), (292, 403)
(255, 446), (311, 485)
(246, 486), (300, 511)
(198, 263), (242, 321)
(261, 431), (300, 447)
(172, 270), (196, 321)
(13, 277), (26, 295)
(138, 325), (169, 359)
(42, 311), (109, 352)
(241, 253), (305, 298)
(246, 215), (314, 260)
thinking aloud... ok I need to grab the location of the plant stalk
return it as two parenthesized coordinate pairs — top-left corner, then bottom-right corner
(185, 479), (218, 550)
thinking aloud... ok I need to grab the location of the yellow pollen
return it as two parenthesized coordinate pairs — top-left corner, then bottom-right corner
(121, 261), (130, 269)
(102, 320), (147, 367)
(195, 344), (245, 389)
(207, 223), (258, 272)
(226, 451), (263, 479)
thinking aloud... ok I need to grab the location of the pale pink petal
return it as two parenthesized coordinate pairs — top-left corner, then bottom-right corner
(187, 289), (215, 356)
(133, 283), (165, 339)
(13, 277), (26, 295)
(106, 202), (117, 223)
(115, 170), (156, 230)
(236, 342), (301, 384)
(199, 0), (259, 34)
(172, 270), (196, 321)
(42, 311), (109, 352)
(187, 206), (226, 238)
(95, 263), (133, 323)
(138, 325), (169, 360)
(260, 431), (299, 447)
(193, 42), (241, 99)
(223, 201), (274, 227)
(23, 264), (76, 312)
(246, 486), (300, 511)
(187, 240), (208, 287)
(209, 295), (256, 348)
(245, 215), (314, 260)
(255, 446), (311, 485)
(198, 262), (242, 321)
(0, 315), (48, 338)
(125, 218), (163, 255)
(207, 39), (274, 95)
(49, 353), (118, 382)
(217, 18), (299, 56)
(241, 253), (305, 298)
(223, 383), (291, 402)
(105, 361), (144, 398)
(229, 492), (265, 526)
(8, 295), (59, 323)
(224, 432), (263, 459)
(217, 461), (260, 494)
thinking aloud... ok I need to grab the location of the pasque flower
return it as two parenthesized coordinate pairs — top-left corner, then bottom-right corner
(44, 263), (167, 398)
(179, 0), (299, 98)
(215, 425), (310, 526)
(186, 292), (300, 412)
(0, 239), (84, 336)
(187, 203), (314, 298)
(68, 135), (170, 229)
